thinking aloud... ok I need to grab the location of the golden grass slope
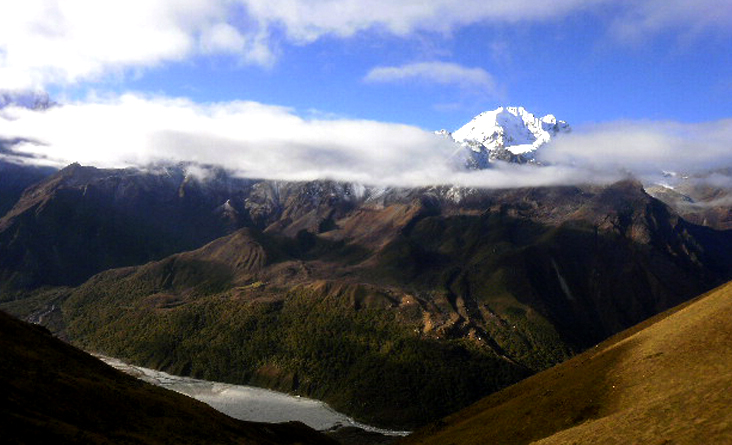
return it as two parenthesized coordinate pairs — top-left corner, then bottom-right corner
(401, 280), (732, 445)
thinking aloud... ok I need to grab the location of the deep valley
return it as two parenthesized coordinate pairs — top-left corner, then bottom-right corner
(3, 161), (732, 435)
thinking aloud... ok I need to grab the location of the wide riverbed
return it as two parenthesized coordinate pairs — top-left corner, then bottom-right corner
(99, 356), (410, 437)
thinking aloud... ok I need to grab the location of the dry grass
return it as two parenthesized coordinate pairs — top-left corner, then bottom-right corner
(401, 281), (732, 445)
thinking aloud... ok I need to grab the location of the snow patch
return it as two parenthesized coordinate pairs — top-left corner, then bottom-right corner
(551, 259), (575, 301)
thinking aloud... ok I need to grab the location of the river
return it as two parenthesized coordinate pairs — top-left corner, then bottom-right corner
(98, 356), (410, 437)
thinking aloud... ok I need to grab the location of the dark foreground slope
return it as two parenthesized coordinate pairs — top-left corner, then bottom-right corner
(0, 310), (336, 445)
(400, 280), (732, 445)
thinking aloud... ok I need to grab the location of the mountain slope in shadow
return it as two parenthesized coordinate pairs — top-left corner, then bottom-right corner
(0, 159), (56, 217)
(0, 163), (253, 290)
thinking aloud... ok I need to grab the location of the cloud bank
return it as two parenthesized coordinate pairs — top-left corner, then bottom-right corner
(2, 94), (732, 189)
(2, 1), (731, 89)
(541, 120), (732, 179)
(243, 0), (732, 43)
(240, 0), (602, 41)
(0, 94), (462, 186)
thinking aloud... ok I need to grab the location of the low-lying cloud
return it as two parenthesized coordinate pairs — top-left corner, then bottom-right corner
(540, 120), (732, 180)
(0, 94), (462, 186)
(1, 93), (732, 189)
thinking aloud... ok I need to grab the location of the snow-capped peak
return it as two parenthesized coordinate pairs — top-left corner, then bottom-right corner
(451, 106), (569, 159)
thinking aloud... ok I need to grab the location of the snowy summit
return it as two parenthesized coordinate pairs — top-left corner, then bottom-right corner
(445, 106), (570, 167)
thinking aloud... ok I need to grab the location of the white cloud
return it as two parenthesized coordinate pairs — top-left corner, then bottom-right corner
(0, 0), (274, 89)
(238, 0), (603, 41)
(4, 0), (594, 89)
(2, 94), (732, 190)
(0, 93), (463, 186)
(238, 0), (732, 45)
(3, 1), (730, 90)
(199, 23), (248, 54)
(364, 62), (498, 96)
(540, 119), (732, 181)
(609, 0), (732, 43)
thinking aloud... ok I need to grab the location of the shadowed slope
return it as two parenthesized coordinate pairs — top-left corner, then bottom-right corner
(0, 310), (336, 445)
(400, 280), (732, 445)
(0, 159), (55, 217)
(0, 164), (253, 290)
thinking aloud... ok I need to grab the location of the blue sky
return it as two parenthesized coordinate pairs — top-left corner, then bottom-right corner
(4, 0), (730, 129)
(2, 1), (732, 187)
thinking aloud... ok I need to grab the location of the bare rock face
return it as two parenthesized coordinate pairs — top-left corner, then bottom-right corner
(646, 175), (732, 231)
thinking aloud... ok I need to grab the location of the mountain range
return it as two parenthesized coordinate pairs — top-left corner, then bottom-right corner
(3, 163), (732, 429)
(1, 104), (731, 442)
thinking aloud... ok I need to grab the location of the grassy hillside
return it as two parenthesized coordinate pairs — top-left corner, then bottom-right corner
(0, 310), (336, 445)
(400, 280), (732, 445)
